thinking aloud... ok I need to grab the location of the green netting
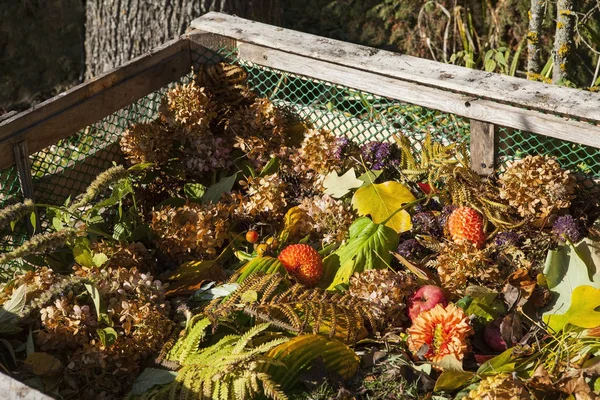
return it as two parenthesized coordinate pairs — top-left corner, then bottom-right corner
(0, 45), (599, 257)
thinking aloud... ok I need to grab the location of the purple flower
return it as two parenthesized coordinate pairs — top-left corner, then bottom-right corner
(396, 239), (428, 262)
(360, 141), (400, 171)
(412, 212), (443, 238)
(493, 232), (522, 247)
(437, 205), (458, 227)
(552, 215), (584, 243)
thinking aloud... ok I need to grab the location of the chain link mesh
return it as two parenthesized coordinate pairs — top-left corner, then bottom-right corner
(0, 45), (598, 255)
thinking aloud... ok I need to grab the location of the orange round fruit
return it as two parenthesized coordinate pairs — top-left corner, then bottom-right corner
(246, 230), (259, 244)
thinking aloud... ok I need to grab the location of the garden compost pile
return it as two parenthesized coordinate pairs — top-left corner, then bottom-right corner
(1, 63), (600, 400)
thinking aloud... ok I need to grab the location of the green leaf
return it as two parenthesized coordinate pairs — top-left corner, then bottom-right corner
(201, 173), (238, 204)
(192, 283), (240, 301)
(484, 59), (497, 72)
(0, 284), (26, 334)
(351, 181), (416, 233)
(97, 327), (118, 347)
(544, 285), (600, 332)
(183, 183), (206, 202)
(323, 168), (363, 198)
(542, 239), (600, 319)
(434, 355), (474, 392)
(326, 218), (399, 289)
(495, 51), (507, 67)
(85, 283), (103, 321)
(240, 290), (258, 304)
(131, 368), (177, 395)
(113, 221), (132, 241)
(29, 212), (37, 234)
(357, 170), (382, 185)
(464, 286), (506, 323)
(236, 257), (286, 283)
(127, 162), (155, 172)
(264, 334), (359, 390)
(258, 157), (280, 177)
(92, 253), (108, 268)
(73, 237), (94, 267)
(476, 348), (515, 376)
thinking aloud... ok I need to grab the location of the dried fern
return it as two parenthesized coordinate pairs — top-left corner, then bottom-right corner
(206, 273), (377, 343)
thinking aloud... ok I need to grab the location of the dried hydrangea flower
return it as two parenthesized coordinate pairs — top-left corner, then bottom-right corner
(159, 80), (216, 131)
(552, 214), (584, 243)
(407, 303), (473, 364)
(120, 121), (175, 165)
(151, 202), (233, 264)
(226, 98), (288, 170)
(296, 194), (355, 245)
(429, 242), (499, 296)
(91, 241), (156, 272)
(36, 266), (171, 397)
(239, 173), (289, 223)
(184, 134), (233, 175)
(498, 155), (575, 224)
(349, 269), (416, 327)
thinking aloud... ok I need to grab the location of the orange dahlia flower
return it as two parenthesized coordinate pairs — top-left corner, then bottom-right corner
(407, 303), (473, 364)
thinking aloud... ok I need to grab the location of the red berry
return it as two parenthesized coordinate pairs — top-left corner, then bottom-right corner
(278, 244), (324, 287)
(246, 230), (259, 244)
(447, 207), (486, 248)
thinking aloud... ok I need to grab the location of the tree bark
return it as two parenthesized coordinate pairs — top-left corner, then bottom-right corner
(526, 0), (544, 78)
(552, 0), (576, 84)
(84, 0), (282, 79)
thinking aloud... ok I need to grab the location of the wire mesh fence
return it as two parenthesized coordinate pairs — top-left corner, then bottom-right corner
(0, 45), (599, 254)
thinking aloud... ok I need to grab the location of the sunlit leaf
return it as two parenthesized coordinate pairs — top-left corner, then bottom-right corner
(183, 183), (206, 202)
(351, 181), (416, 233)
(323, 168), (363, 199)
(92, 252), (108, 268)
(85, 283), (103, 321)
(165, 260), (226, 297)
(477, 348), (515, 376)
(326, 217), (399, 289)
(542, 239), (600, 318)
(544, 285), (600, 332)
(192, 283), (239, 301)
(97, 327), (118, 347)
(235, 256), (286, 283)
(434, 355), (474, 391)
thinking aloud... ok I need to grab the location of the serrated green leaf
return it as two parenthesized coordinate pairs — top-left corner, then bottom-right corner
(323, 168), (363, 199)
(351, 181), (416, 233)
(202, 173), (238, 204)
(326, 218), (399, 289)
(131, 368), (177, 395)
(184, 183), (206, 202)
(97, 327), (118, 347)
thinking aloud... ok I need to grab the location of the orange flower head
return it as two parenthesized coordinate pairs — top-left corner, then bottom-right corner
(407, 303), (473, 364)
(447, 207), (485, 248)
(278, 244), (323, 287)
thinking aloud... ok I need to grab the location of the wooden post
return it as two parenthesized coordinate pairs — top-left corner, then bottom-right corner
(470, 119), (496, 175)
(13, 141), (41, 234)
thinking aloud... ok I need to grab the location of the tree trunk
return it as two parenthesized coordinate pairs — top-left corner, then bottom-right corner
(552, 0), (576, 84)
(84, 0), (282, 79)
(526, 0), (544, 78)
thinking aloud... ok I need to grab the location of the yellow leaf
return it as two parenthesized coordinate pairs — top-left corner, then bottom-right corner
(544, 285), (600, 332)
(351, 181), (416, 233)
(165, 260), (226, 297)
(279, 206), (309, 243)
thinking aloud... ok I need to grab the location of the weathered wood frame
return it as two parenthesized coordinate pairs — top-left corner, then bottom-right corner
(1, 11), (599, 202)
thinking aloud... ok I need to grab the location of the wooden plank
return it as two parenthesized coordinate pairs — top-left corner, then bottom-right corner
(0, 371), (53, 400)
(191, 12), (600, 124)
(229, 43), (600, 149)
(470, 120), (496, 175)
(0, 37), (191, 170)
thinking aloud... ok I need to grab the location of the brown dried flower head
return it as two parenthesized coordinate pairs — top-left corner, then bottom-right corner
(297, 194), (355, 245)
(159, 79), (216, 131)
(239, 173), (289, 223)
(430, 242), (500, 296)
(120, 121), (174, 165)
(151, 202), (233, 263)
(498, 155), (575, 223)
(349, 269), (417, 327)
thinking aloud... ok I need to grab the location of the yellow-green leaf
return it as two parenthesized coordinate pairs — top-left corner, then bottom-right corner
(165, 260), (226, 297)
(236, 256), (286, 283)
(544, 285), (600, 332)
(351, 181), (416, 233)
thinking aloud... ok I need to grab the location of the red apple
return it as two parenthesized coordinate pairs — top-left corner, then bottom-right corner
(484, 318), (508, 352)
(408, 285), (448, 321)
